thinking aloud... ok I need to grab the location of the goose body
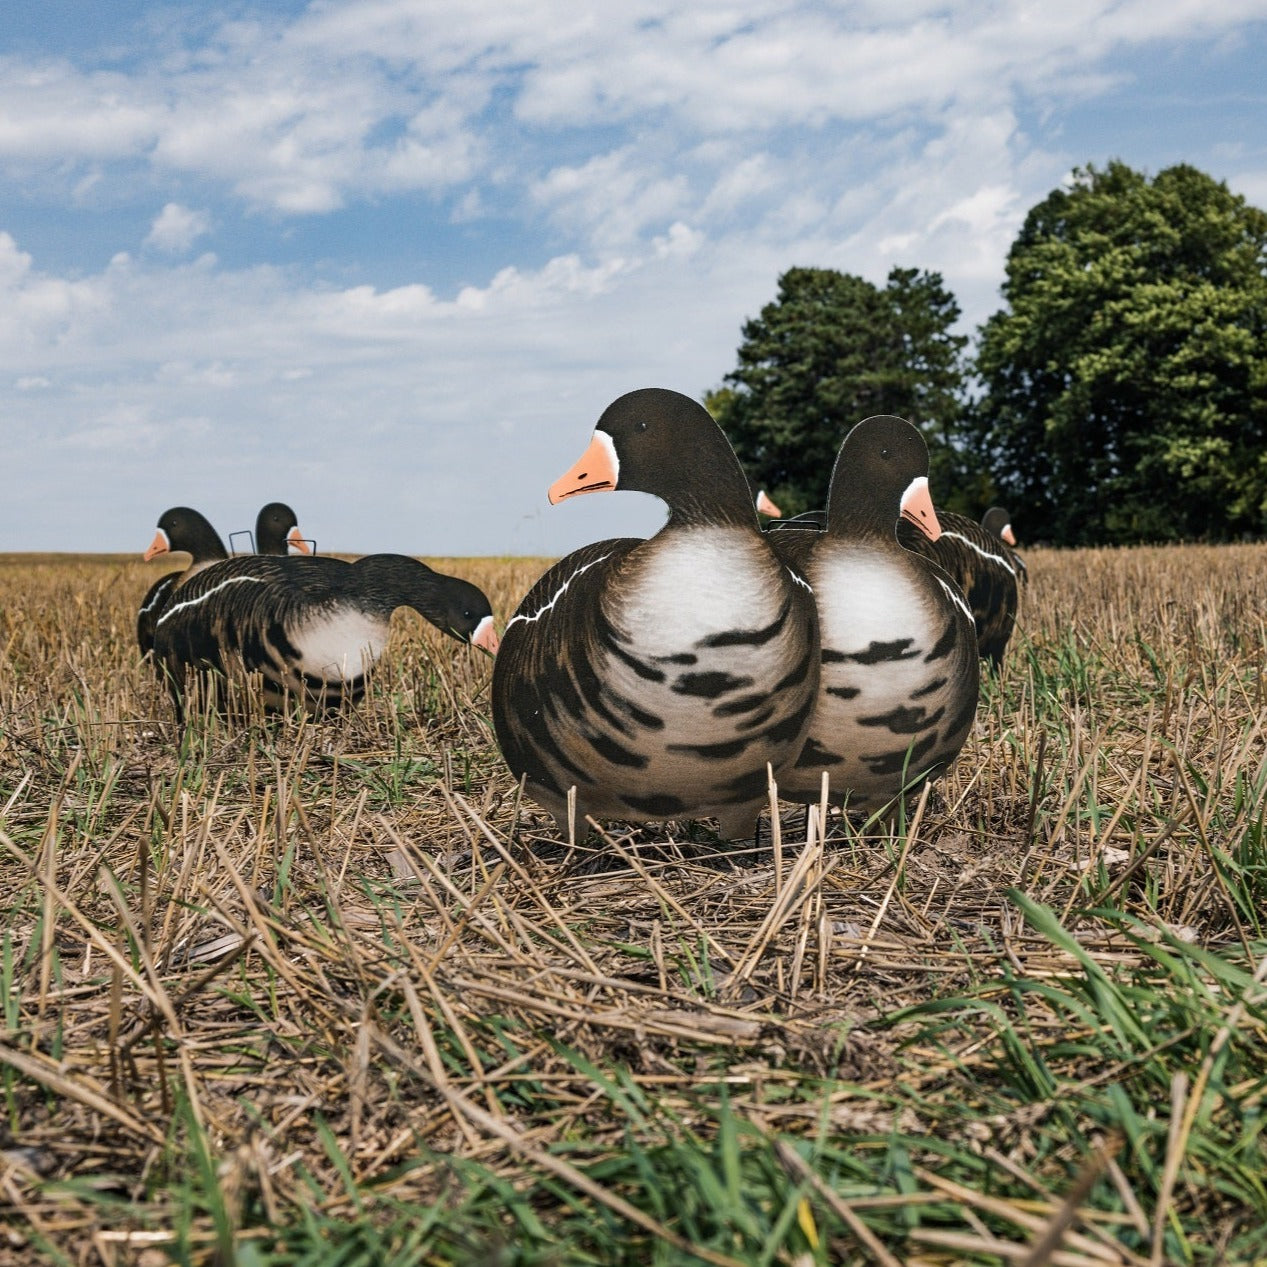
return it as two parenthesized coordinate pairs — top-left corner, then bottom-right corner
(137, 507), (229, 656)
(492, 388), (819, 840)
(766, 417), (978, 812)
(151, 553), (497, 717)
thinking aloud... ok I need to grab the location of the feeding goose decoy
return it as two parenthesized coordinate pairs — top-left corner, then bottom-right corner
(981, 505), (1028, 586)
(137, 507), (229, 657)
(492, 387), (820, 841)
(766, 416), (979, 814)
(150, 553), (498, 719)
(255, 502), (313, 556)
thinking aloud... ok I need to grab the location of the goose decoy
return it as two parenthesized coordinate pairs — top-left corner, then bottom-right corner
(766, 416), (979, 814)
(150, 553), (498, 718)
(255, 502), (312, 556)
(492, 388), (820, 841)
(895, 509), (1021, 671)
(981, 505), (1028, 586)
(137, 507), (229, 656)
(772, 504), (1023, 669)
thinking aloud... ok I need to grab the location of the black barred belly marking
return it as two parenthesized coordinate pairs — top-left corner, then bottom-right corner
(548, 529), (816, 821)
(782, 549), (972, 807)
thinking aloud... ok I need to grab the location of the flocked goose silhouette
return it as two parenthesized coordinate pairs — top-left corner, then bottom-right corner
(766, 415), (979, 813)
(151, 552), (497, 720)
(981, 505), (1028, 587)
(137, 507), (229, 657)
(492, 387), (820, 841)
(896, 509), (1021, 670)
(767, 498), (1022, 668)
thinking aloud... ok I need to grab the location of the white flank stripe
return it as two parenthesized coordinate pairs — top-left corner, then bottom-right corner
(941, 531), (1016, 575)
(155, 574), (266, 627)
(137, 581), (173, 617)
(785, 566), (813, 593)
(937, 576), (975, 625)
(505, 553), (613, 631)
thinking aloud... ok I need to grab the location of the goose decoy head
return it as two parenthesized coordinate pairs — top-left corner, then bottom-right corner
(982, 506), (1017, 546)
(827, 415), (941, 542)
(547, 388), (755, 525)
(256, 502), (311, 555)
(438, 577), (500, 657)
(144, 507), (228, 562)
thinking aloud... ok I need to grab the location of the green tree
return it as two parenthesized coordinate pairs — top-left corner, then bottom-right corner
(707, 266), (970, 518)
(969, 161), (1267, 545)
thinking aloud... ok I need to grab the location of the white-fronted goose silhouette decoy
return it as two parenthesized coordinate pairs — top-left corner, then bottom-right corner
(981, 505), (1028, 587)
(772, 503), (1022, 669)
(137, 507), (228, 657)
(895, 509), (1021, 671)
(492, 388), (820, 841)
(151, 553), (498, 719)
(766, 416), (979, 813)
(255, 502), (313, 556)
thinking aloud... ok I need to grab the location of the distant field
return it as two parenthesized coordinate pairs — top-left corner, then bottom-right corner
(1, 545), (1265, 1265)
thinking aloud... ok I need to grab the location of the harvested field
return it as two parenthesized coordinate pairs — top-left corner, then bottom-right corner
(1, 545), (1265, 1265)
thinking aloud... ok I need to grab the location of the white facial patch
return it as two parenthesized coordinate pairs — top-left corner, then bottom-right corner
(900, 475), (929, 511)
(594, 429), (619, 487)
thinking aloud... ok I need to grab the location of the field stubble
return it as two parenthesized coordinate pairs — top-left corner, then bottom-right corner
(0, 546), (1265, 1265)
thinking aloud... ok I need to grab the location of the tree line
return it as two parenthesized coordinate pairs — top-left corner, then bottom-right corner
(708, 161), (1267, 546)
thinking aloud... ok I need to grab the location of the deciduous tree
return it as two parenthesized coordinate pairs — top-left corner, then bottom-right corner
(708, 266), (969, 517)
(969, 162), (1267, 544)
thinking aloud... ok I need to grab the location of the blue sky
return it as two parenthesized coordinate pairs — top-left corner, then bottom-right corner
(3, 1), (1266, 558)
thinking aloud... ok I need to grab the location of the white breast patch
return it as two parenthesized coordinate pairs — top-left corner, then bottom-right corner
(296, 608), (389, 681)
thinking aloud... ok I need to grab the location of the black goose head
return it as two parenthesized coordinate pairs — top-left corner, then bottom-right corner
(547, 388), (756, 527)
(145, 507), (228, 563)
(981, 506), (1018, 546)
(256, 502), (311, 555)
(825, 416), (942, 542)
(436, 576), (499, 655)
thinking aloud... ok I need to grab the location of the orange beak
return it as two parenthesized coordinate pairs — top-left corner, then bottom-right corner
(755, 489), (782, 518)
(287, 526), (312, 555)
(144, 530), (170, 561)
(470, 615), (500, 657)
(899, 477), (941, 542)
(548, 431), (618, 505)
(1001, 523), (1017, 546)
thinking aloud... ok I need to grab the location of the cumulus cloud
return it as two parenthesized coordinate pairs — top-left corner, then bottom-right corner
(1, 0), (1266, 552)
(0, 0), (1261, 218)
(144, 203), (211, 253)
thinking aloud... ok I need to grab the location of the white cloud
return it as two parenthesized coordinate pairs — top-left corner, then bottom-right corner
(1, 0), (1263, 219)
(2, 0), (1266, 552)
(145, 202), (211, 253)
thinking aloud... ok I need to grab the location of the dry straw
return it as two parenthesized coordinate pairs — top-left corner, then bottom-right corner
(0, 546), (1264, 1263)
